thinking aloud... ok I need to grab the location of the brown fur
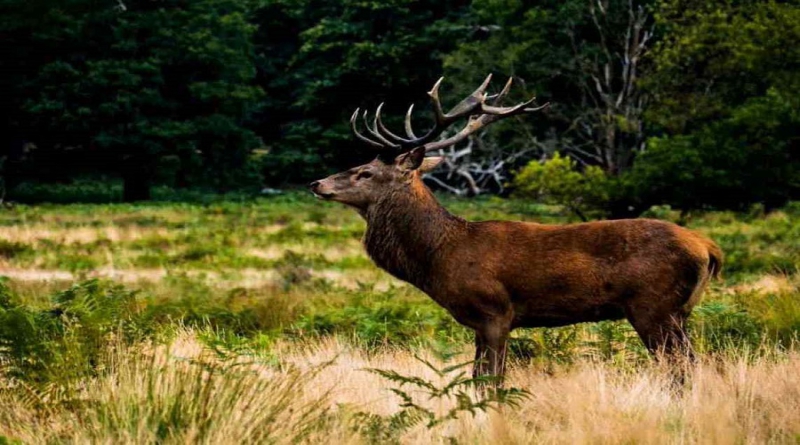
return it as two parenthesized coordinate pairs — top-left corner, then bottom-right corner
(310, 148), (723, 380)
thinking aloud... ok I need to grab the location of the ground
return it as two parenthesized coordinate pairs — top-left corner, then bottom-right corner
(0, 193), (798, 443)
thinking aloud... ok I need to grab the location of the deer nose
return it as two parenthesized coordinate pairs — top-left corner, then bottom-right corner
(308, 181), (320, 190)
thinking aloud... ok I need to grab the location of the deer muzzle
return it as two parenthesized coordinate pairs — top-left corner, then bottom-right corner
(308, 180), (335, 199)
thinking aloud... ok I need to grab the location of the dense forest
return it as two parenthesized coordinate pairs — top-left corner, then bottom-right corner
(1, 0), (798, 215)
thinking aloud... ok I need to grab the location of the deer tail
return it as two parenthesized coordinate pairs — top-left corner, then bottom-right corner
(705, 239), (723, 280)
(682, 234), (723, 311)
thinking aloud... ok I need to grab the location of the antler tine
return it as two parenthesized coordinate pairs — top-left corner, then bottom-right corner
(350, 108), (386, 149)
(404, 104), (417, 139)
(526, 102), (551, 112)
(397, 74), (493, 149)
(488, 77), (514, 106)
(362, 109), (400, 148)
(480, 96), (538, 116)
(420, 122), (476, 154)
(426, 77), (447, 128)
(443, 73), (493, 118)
(375, 103), (413, 144)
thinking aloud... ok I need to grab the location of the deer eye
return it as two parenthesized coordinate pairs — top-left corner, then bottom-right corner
(356, 171), (373, 180)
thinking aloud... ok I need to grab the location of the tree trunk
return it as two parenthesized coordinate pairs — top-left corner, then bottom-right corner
(122, 164), (152, 202)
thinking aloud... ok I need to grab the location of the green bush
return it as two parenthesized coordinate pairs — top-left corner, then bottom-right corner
(626, 116), (800, 213)
(512, 153), (614, 221)
(0, 279), (145, 383)
(0, 277), (308, 385)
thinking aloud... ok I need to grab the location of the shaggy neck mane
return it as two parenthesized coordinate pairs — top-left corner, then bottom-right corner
(363, 178), (465, 291)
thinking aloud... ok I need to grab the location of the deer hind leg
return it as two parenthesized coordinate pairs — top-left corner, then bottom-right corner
(626, 305), (694, 360)
(626, 305), (695, 388)
(631, 313), (692, 359)
(625, 260), (703, 363)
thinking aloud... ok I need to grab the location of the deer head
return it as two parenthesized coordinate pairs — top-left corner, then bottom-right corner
(309, 74), (548, 211)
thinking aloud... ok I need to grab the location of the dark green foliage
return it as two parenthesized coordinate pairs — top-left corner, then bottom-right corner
(7, 179), (126, 204)
(445, 0), (599, 139)
(254, 0), (471, 184)
(3, 0), (264, 199)
(627, 93), (800, 212)
(459, 0), (800, 214)
(2, 0), (799, 212)
(446, 0), (656, 190)
(636, 0), (800, 211)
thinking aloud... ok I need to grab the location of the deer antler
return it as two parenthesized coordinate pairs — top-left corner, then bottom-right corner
(350, 75), (549, 158)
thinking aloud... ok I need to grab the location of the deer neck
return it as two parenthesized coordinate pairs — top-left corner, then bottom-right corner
(363, 179), (464, 290)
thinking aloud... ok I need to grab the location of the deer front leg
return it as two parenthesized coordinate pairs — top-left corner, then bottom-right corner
(475, 319), (511, 385)
(472, 330), (486, 379)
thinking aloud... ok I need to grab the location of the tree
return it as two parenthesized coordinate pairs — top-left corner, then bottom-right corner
(252, 0), (471, 185)
(0, 0), (87, 188)
(15, 0), (264, 200)
(442, 0), (655, 211)
(635, 0), (800, 211)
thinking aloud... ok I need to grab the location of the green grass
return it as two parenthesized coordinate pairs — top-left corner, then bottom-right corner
(1, 193), (799, 443)
(1, 193), (798, 374)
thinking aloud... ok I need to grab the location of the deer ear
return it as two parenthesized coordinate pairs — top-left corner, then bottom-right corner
(419, 156), (443, 173)
(396, 147), (427, 171)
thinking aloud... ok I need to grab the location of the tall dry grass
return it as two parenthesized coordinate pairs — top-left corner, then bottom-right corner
(0, 336), (338, 444)
(2, 333), (799, 444)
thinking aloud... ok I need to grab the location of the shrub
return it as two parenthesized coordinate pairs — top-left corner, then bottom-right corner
(0, 279), (145, 384)
(6, 179), (124, 204)
(512, 153), (613, 221)
(626, 121), (800, 213)
(0, 277), (313, 385)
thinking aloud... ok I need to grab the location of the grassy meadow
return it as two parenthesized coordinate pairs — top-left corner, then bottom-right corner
(1, 192), (799, 444)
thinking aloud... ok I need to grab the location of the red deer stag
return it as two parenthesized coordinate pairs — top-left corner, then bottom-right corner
(309, 75), (722, 380)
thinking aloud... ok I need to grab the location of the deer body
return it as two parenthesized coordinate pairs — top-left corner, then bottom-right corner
(354, 177), (720, 377)
(310, 75), (722, 379)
